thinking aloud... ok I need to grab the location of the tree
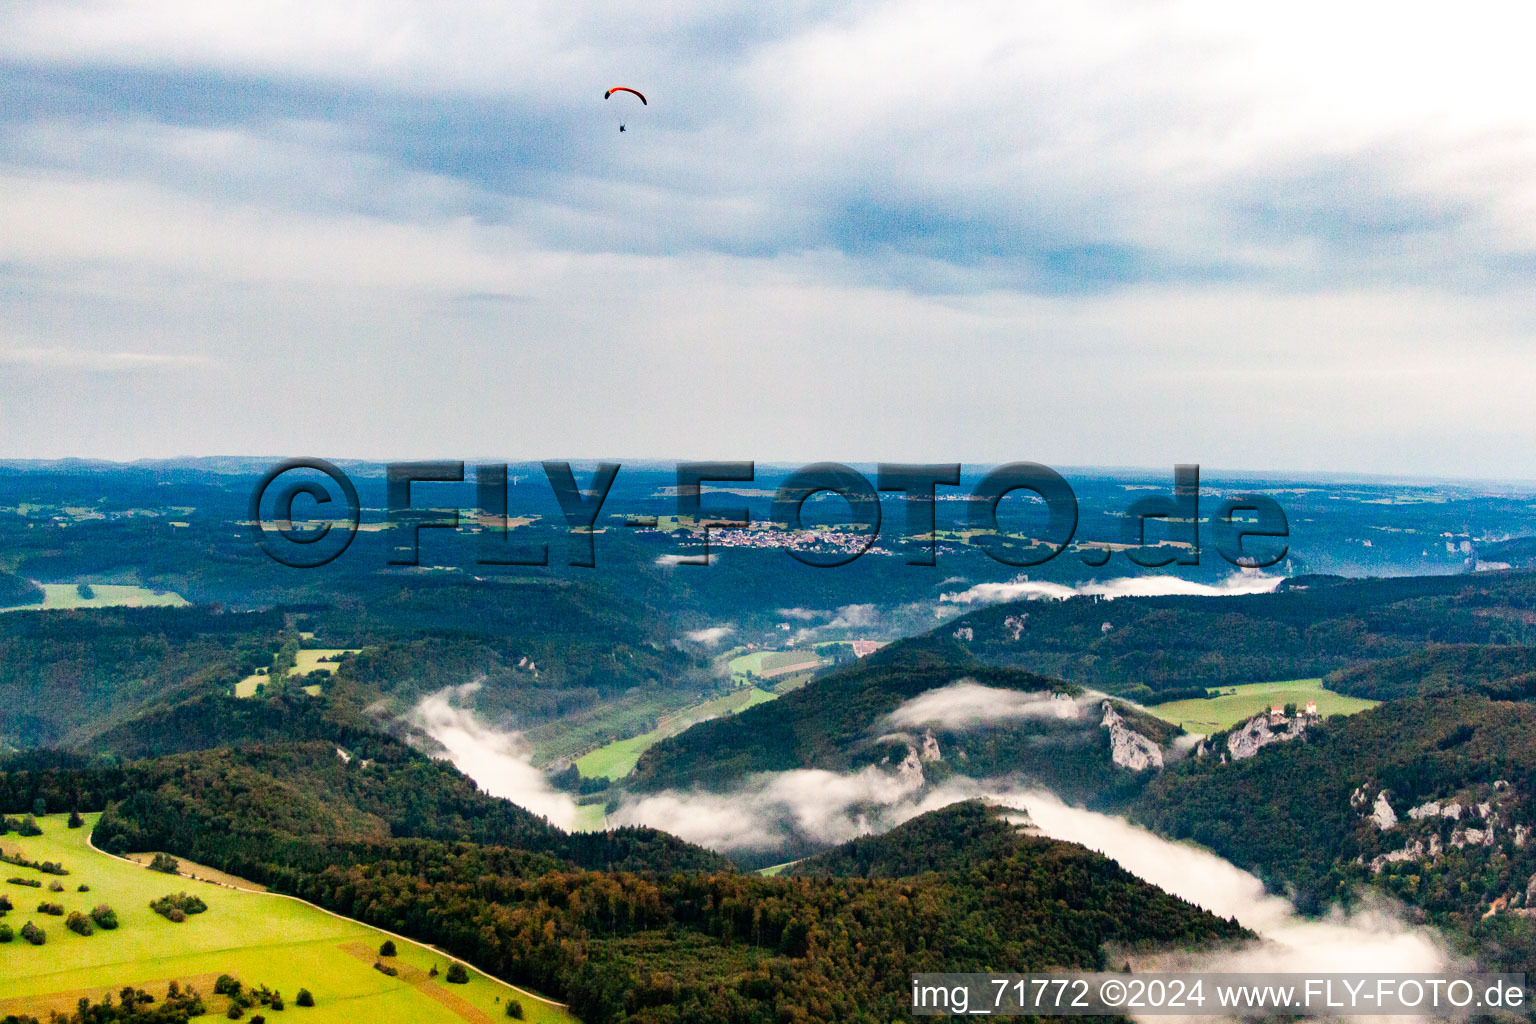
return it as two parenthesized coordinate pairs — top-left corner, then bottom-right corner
(0, 922), (13, 943)
(67, 810), (84, 829)
(65, 910), (94, 936)
(148, 852), (180, 874)
(295, 988), (314, 1007)
(90, 904), (119, 930)
(445, 963), (469, 984)
(505, 998), (525, 1019)
(76, 583), (95, 600)
(19, 920), (46, 945)
(18, 814), (42, 837)
(378, 939), (397, 957)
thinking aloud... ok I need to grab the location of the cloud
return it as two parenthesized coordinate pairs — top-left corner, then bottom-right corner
(880, 680), (1081, 731)
(408, 682), (580, 831)
(939, 572), (1285, 606)
(4, 3), (1536, 471)
(684, 624), (734, 644)
(0, 346), (212, 372)
(611, 766), (1453, 981)
(1011, 790), (1453, 981)
(609, 766), (939, 853)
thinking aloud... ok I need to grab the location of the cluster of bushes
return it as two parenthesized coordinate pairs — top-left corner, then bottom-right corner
(19, 919), (45, 944)
(6, 876), (42, 888)
(47, 880), (64, 892)
(0, 922), (12, 943)
(0, 850), (68, 874)
(0, 893), (11, 912)
(66, 910), (93, 935)
(213, 974), (288, 1018)
(147, 852), (180, 874)
(504, 998), (525, 1019)
(371, 960), (398, 977)
(0, 982), (207, 1023)
(92, 903), (119, 929)
(445, 962), (469, 985)
(149, 891), (207, 922)
(35, 901), (63, 916)
(0, 814), (44, 836)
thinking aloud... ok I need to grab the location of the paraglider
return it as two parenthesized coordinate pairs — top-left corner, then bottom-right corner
(605, 86), (646, 132)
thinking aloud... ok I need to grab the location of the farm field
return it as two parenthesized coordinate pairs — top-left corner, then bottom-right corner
(0, 814), (576, 1024)
(727, 649), (829, 681)
(1142, 678), (1378, 733)
(575, 685), (778, 781)
(0, 583), (188, 612)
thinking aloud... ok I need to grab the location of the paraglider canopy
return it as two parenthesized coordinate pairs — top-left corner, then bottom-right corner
(604, 87), (647, 104)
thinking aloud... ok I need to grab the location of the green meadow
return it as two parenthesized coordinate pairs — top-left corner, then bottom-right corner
(1142, 677), (1378, 733)
(0, 814), (577, 1024)
(575, 686), (779, 781)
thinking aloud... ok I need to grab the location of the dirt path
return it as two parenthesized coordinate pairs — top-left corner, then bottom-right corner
(83, 830), (568, 1010)
(339, 941), (496, 1024)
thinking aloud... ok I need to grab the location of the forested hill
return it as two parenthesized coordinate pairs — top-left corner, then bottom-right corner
(790, 799), (1034, 879)
(932, 570), (1536, 697)
(1133, 694), (1536, 975)
(10, 779), (1244, 1024)
(1325, 645), (1536, 701)
(625, 638), (1177, 811)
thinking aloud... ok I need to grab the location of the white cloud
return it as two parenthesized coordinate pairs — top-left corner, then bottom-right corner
(684, 624), (734, 644)
(880, 680), (1081, 731)
(940, 572), (1284, 606)
(408, 682), (580, 830)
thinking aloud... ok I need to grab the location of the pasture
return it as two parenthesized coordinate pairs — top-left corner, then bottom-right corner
(0, 814), (576, 1024)
(1142, 678), (1378, 733)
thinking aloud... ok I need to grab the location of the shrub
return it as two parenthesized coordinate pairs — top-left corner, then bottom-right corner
(269, 994), (284, 1011)
(506, 998), (525, 1019)
(295, 988), (314, 1007)
(7, 877), (42, 888)
(379, 939), (397, 957)
(227, 1005), (244, 1019)
(90, 904), (119, 929)
(148, 853), (180, 874)
(252, 1017), (266, 1024)
(36, 902), (64, 916)
(215, 975), (242, 997)
(372, 961), (398, 977)
(65, 910), (94, 936)
(0, 922), (13, 943)
(0, 894), (11, 911)
(67, 810), (84, 829)
(20, 920), (45, 945)
(77, 883), (90, 892)
(445, 963), (469, 985)
(151, 892), (207, 920)
(17, 814), (42, 837)
(47, 881), (64, 892)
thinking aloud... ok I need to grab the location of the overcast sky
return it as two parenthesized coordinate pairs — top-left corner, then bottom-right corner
(2, 1), (1535, 477)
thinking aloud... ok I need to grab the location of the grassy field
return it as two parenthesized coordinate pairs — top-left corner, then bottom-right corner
(727, 649), (829, 680)
(0, 814), (577, 1023)
(574, 686), (779, 781)
(235, 648), (360, 698)
(0, 583), (188, 613)
(1142, 678), (1378, 733)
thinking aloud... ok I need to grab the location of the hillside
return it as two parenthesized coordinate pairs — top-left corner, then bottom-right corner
(1326, 645), (1536, 701)
(0, 813), (575, 1023)
(626, 639), (1179, 807)
(938, 570), (1536, 696)
(1134, 694), (1536, 975)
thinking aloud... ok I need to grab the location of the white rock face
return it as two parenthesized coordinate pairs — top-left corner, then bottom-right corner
(1226, 713), (1306, 760)
(1372, 791), (1398, 830)
(1100, 701), (1164, 771)
(1407, 800), (1441, 820)
(919, 730), (942, 762)
(897, 748), (925, 785)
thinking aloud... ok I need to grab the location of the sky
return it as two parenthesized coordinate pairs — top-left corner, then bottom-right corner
(2, 1), (1536, 477)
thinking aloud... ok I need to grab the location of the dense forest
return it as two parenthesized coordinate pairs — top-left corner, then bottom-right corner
(1134, 694), (1536, 974)
(943, 571), (1536, 695)
(627, 638), (1176, 808)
